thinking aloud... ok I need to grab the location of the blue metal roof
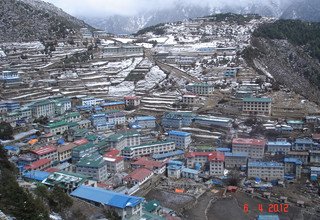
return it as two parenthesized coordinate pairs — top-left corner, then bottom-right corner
(224, 152), (248, 157)
(295, 138), (314, 144)
(181, 167), (199, 174)
(135, 116), (156, 121)
(4, 145), (19, 151)
(168, 130), (190, 137)
(248, 161), (283, 168)
(257, 215), (280, 220)
(267, 141), (291, 146)
(22, 171), (50, 181)
(167, 160), (184, 166)
(101, 101), (125, 106)
(284, 158), (302, 165)
(152, 150), (184, 160)
(71, 186), (144, 209)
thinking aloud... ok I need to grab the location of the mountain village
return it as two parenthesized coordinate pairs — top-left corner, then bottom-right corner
(1, 14), (320, 220)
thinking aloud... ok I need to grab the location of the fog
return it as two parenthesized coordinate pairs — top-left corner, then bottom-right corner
(44, 0), (293, 17)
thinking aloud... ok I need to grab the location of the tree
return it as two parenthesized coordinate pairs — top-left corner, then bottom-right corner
(33, 116), (49, 125)
(35, 184), (50, 202)
(0, 122), (14, 140)
(103, 209), (121, 220)
(48, 186), (73, 213)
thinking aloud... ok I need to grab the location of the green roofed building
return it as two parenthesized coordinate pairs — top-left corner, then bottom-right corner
(72, 142), (97, 163)
(42, 171), (96, 193)
(108, 130), (141, 151)
(43, 120), (68, 135)
(186, 83), (214, 95)
(242, 97), (272, 116)
(76, 153), (108, 181)
(122, 140), (176, 159)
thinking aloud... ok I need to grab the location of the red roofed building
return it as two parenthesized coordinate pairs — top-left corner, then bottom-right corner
(232, 138), (266, 159)
(123, 168), (153, 186)
(57, 143), (77, 162)
(208, 152), (225, 176)
(25, 158), (52, 171)
(131, 157), (166, 174)
(124, 96), (140, 108)
(186, 152), (213, 168)
(312, 133), (320, 143)
(73, 138), (89, 146)
(31, 145), (58, 161)
(103, 149), (124, 173)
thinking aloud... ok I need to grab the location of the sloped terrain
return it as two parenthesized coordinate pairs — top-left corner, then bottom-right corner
(0, 0), (92, 42)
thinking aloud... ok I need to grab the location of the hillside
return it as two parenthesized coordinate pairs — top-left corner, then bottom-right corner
(0, 0), (92, 42)
(243, 19), (320, 104)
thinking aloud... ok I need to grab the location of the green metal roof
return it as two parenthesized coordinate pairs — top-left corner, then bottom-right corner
(73, 142), (96, 152)
(243, 97), (272, 103)
(123, 140), (175, 151)
(108, 130), (140, 142)
(76, 153), (106, 168)
(46, 120), (68, 128)
(143, 200), (161, 213)
(64, 112), (80, 118)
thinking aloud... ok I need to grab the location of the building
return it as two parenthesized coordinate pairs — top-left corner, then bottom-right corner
(0, 100), (20, 113)
(224, 68), (238, 78)
(224, 152), (248, 168)
(292, 138), (318, 151)
(43, 171), (96, 193)
(25, 158), (52, 171)
(267, 141), (291, 154)
(122, 141), (176, 159)
(76, 154), (108, 181)
(131, 157), (166, 174)
(194, 115), (233, 128)
(106, 111), (126, 125)
(103, 149), (124, 173)
(103, 45), (143, 55)
(186, 152), (212, 169)
(182, 94), (198, 105)
(167, 160), (184, 179)
(0, 70), (21, 86)
(309, 150), (320, 164)
(152, 149), (184, 161)
(130, 116), (156, 129)
(43, 121), (69, 135)
(108, 130), (141, 151)
(31, 100), (55, 118)
(91, 113), (107, 127)
(287, 120), (304, 130)
(53, 98), (72, 115)
(186, 83), (214, 95)
(72, 142), (98, 163)
(167, 130), (191, 149)
(232, 138), (266, 159)
(161, 111), (195, 129)
(101, 101), (125, 110)
(284, 158), (302, 179)
(124, 168), (154, 186)
(71, 186), (144, 219)
(31, 146), (58, 161)
(247, 161), (284, 181)
(242, 97), (272, 116)
(57, 143), (77, 162)
(287, 151), (309, 164)
(181, 167), (199, 180)
(81, 97), (97, 106)
(63, 112), (81, 123)
(124, 96), (140, 108)
(209, 152), (225, 176)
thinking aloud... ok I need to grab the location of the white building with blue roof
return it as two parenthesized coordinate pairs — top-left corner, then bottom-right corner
(71, 186), (144, 219)
(181, 167), (199, 181)
(267, 141), (292, 154)
(293, 138), (318, 151)
(130, 116), (156, 129)
(284, 158), (302, 179)
(247, 161), (284, 181)
(168, 130), (191, 149)
(224, 152), (248, 168)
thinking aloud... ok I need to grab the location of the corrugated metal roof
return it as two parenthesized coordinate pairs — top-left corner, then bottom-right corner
(70, 186), (144, 208)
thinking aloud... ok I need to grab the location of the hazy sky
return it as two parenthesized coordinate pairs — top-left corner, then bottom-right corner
(44, 0), (291, 17)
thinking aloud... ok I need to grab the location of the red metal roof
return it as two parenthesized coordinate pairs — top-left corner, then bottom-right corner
(31, 146), (57, 156)
(73, 138), (89, 146)
(104, 148), (120, 157)
(57, 143), (77, 153)
(131, 157), (165, 170)
(232, 138), (266, 146)
(124, 96), (139, 100)
(208, 152), (225, 162)
(25, 158), (52, 170)
(124, 167), (153, 182)
(45, 167), (60, 173)
(312, 133), (320, 140)
(185, 152), (213, 158)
